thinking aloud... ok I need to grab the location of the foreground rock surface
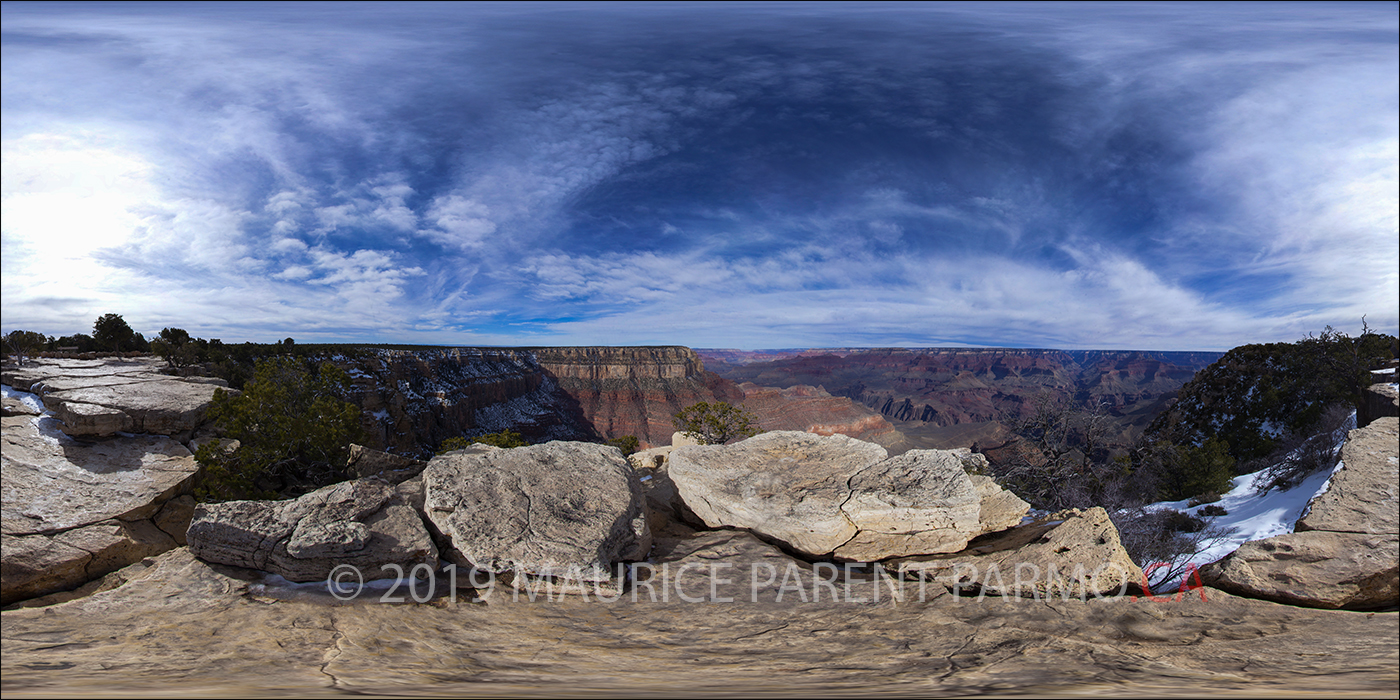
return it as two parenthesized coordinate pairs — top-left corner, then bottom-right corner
(187, 478), (437, 583)
(423, 441), (650, 582)
(1, 410), (198, 605)
(889, 507), (1145, 599)
(1202, 417), (1399, 610)
(668, 431), (1027, 559)
(1, 546), (1395, 697)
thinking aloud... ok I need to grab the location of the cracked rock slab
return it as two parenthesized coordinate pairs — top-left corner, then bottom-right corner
(1201, 531), (1399, 610)
(423, 441), (650, 583)
(1, 415), (198, 535)
(42, 379), (225, 436)
(188, 478), (438, 583)
(669, 431), (1029, 560)
(0, 518), (176, 606)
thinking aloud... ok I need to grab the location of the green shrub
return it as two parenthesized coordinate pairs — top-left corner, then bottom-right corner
(606, 435), (640, 456)
(673, 401), (760, 445)
(437, 436), (473, 455)
(471, 429), (527, 448)
(1160, 438), (1235, 502)
(194, 356), (365, 502)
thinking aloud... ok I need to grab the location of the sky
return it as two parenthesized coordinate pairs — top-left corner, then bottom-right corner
(2, 2), (1396, 351)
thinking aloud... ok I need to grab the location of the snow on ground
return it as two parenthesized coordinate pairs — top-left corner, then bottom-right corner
(1, 383), (45, 414)
(2, 383), (70, 447)
(1138, 413), (1355, 591)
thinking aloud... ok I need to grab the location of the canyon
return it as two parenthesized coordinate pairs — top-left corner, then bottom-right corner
(342, 346), (897, 455)
(699, 348), (1223, 453)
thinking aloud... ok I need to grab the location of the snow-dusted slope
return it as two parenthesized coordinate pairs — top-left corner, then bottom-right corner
(1138, 414), (1355, 590)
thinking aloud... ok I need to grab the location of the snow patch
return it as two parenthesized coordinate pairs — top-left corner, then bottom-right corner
(2, 383), (46, 414)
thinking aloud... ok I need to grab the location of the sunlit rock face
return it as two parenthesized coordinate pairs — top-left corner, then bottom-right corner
(1, 359), (206, 606)
(667, 431), (1028, 560)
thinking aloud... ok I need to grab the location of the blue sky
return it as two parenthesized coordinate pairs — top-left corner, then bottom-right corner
(2, 2), (1396, 350)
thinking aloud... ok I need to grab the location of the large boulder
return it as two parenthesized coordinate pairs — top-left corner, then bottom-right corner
(669, 431), (886, 557)
(1202, 417), (1398, 610)
(423, 441), (651, 583)
(667, 431), (1028, 560)
(188, 478), (437, 583)
(887, 507), (1144, 599)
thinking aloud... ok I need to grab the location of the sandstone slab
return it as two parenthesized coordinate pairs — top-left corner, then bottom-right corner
(0, 517), (177, 606)
(1296, 416), (1398, 535)
(669, 431), (887, 556)
(423, 441), (650, 582)
(188, 478), (438, 583)
(971, 474), (1032, 533)
(43, 379), (224, 436)
(3, 546), (1397, 697)
(1, 415), (198, 535)
(669, 432), (1028, 560)
(1201, 530), (1398, 610)
(1, 357), (166, 393)
(889, 507), (1144, 599)
(50, 400), (133, 436)
(833, 449), (982, 560)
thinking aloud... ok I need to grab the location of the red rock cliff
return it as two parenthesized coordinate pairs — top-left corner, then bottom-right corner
(532, 346), (745, 448)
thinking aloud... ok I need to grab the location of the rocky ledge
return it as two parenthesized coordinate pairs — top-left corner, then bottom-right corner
(3, 357), (227, 438)
(1, 358), (225, 605)
(1202, 416), (1399, 610)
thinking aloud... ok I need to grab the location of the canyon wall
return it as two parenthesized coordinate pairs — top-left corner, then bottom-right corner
(532, 346), (745, 449)
(699, 348), (1221, 452)
(338, 349), (592, 457)
(336, 346), (903, 456)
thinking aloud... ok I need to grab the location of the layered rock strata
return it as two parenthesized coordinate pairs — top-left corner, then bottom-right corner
(532, 346), (745, 449)
(736, 383), (906, 451)
(187, 477), (437, 582)
(1202, 416), (1398, 610)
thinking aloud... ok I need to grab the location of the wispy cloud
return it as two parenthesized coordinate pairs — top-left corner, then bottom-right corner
(2, 3), (1394, 348)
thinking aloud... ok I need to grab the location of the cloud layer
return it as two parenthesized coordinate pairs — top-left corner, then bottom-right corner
(3, 3), (1395, 350)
